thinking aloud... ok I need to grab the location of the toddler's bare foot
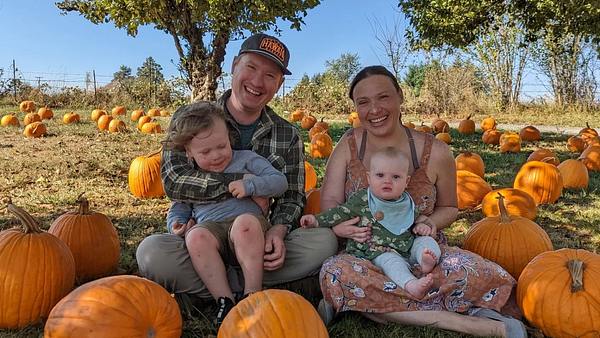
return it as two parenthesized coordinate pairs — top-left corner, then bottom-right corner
(420, 248), (437, 274)
(404, 274), (434, 299)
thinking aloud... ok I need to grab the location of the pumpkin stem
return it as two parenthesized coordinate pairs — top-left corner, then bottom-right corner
(541, 156), (556, 164)
(496, 192), (511, 223)
(586, 122), (591, 129)
(147, 147), (162, 158)
(567, 259), (584, 292)
(76, 194), (90, 215)
(7, 203), (43, 234)
(466, 114), (472, 120)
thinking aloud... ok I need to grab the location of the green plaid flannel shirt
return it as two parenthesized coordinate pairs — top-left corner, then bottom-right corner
(161, 90), (306, 230)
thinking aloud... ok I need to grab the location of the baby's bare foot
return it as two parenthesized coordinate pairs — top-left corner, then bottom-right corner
(420, 248), (437, 274)
(404, 274), (434, 299)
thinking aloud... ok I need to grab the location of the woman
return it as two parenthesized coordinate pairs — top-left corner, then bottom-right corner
(318, 66), (526, 337)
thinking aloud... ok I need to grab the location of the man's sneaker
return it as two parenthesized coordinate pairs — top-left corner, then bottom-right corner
(214, 297), (235, 327)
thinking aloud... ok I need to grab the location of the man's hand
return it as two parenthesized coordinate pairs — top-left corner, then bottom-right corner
(171, 218), (196, 237)
(263, 224), (287, 271)
(228, 180), (247, 198)
(331, 216), (371, 243)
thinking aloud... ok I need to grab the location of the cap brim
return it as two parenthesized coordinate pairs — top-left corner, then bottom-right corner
(241, 50), (292, 75)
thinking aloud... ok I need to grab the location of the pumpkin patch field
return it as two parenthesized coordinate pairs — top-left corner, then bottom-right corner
(1, 106), (600, 338)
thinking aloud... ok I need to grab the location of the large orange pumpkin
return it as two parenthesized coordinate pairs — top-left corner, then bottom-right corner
(519, 125), (541, 141)
(1, 113), (19, 127)
(480, 117), (497, 131)
(481, 188), (537, 220)
(37, 107), (54, 120)
(579, 144), (600, 171)
(566, 135), (586, 153)
(131, 109), (145, 122)
(91, 109), (107, 122)
(23, 112), (42, 126)
(217, 289), (328, 338)
(108, 119), (127, 133)
(513, 160), (563, 205)
(19, 100), (36, 113)
(48, 196), (120, 282)
(309, 133), (333, 158)
(23, 121), (47, 138)
(97, 114), (113, 131)
(301, 114), (317, 130)
(463, 193), (552, 279)
(44, 275), (182, 338)
(558, 159), (589, 189)
(456, 170), (492, 210)
(482, 129), (502, 145)
(526, 148), (559, 166)
(290, 108), (305, 122)
(62, 112), (80, 124)
(499, 132), (521, 153)
(308, 124), (328, 140)
(0, 203), (75, 329)
(128, 149), (165, 198)
(457, 114), (475, 134)
(517, 249), (600, 338)
(578, 122), (598, 136)
(140, 122), (162, 134)
(304, 161), (317, 192)
(455, 151), (485, 178)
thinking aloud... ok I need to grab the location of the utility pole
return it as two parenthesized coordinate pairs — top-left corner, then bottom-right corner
(93, 70), (97, 104)
(12, 59), (17, 102)
(36, 76), (42, 88)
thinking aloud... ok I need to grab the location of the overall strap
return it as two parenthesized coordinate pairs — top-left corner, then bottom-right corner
(404, 127), (420, 170)
(358, 129), (368, 161)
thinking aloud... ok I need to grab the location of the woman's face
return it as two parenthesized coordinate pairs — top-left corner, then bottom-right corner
(352, 74), (402, 137)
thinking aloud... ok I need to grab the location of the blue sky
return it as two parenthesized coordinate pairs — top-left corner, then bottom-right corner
(0, 0), (406, 88)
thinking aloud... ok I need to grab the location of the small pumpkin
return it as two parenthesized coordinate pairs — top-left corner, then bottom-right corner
(131, 109), (145, 122)
(160, 109), (170, 117)
(290, 108), (305, 122)
(147, 108), (161, 117)
(414, 122), (432, 133)
(217, 289), (328, 338)
(402, 121), (415, 129)
(19, 100), (36, 113)
(313, 117), (329, 132)
(37, 107), (54, 120)
(97, 114), (114, 131)
(300, 114), (317, 130)
(480, 117), (497, 131)
(108, 119), (127, 133)
(578, 122), (598, 137)
(48, 196), (120, 282)
(526, 148), (559, 166)
(23, 112), (42, 126)
(481, 188), (537, 220)
(578, 144), (600, 171)
(457, 114), (475, 135)
(128, 149), (165, 198)
(304, 161), (317, 192)
(435, 130), (452, 144)
(137, 115), (153, 130)
(431, 117), (449, 134)
(580, 132), (600, 147)
(566, 135), (586, 153)
(62, 112), (80, 124)
(456, 170), (492, 210)
(514, 159), (563, 205)
(499, 132), (521, 153)
(557, 159), (589, 189)
(23, 121), (47, 138)
(91, 109), (107, 122)
(517, 249), (600, 338)
(519, 125), (541, 142)
(0, 202), (75, 329)
(455, 151), (485, 178)
(348, 111), (359, 125)
(1, 113), (19, 127)
(141, 122), (162, 134)
(111, 106), (126, 116)
(482, 129), (502, 145)
(303, 188), (321, 215)
(352, 116), (362, 128)
(309, 132), (333, 158)
(463, 193), (552, 279)
(44, 275), (182, 338)
(308, 124), (328, 141)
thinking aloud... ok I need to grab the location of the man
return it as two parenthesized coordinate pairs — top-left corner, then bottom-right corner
(136, 33), (338, 311)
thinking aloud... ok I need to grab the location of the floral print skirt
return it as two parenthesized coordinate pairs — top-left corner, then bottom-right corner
(319, 245), (518, 316)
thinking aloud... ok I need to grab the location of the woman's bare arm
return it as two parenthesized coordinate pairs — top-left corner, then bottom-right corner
(426, 140), (458, 231)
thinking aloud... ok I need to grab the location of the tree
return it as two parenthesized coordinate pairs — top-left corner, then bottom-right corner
(57, 0), (321, 101)
(370, 15), (411, 80)
(404, 64), (427, 97)
(398, 0), (600, 53)
(323, 53), (361, 83)
(113, 65), (133, 82)
(136, 57), (165, 83)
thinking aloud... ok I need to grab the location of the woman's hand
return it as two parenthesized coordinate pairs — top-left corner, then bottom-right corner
(414, 215), (437, 236)
(332, 216), (371, 243)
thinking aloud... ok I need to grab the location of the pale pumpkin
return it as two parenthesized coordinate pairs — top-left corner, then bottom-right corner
(481, 188), (537, 220)
(456, 170), (492, 210)
(513, 160), (563, 205)
(128, 149), (165, 198)
(23, 112), (41, 126)
(217, 289), (328, 338)
(37, 107), (54, 120)
(23, 121), (47, 138)
(91, 109), (107, 122)
(455, 151), (485, 178)
(557, 159), (589, 189)
(499, 132), (521, 153)
(48, 196), (120, 282)
(517, 249), (600, 338)
(480, 117), (497, 131)
(457, 114), (475, 134)
(578, 144), (600, 171)
(0, 203), (75, 329)
(130, 109), (145, 122)
(309, 133), (333, 158)
(1, 113), (19, 127)
(304, 161), (317, 192)
(526, 148), (559, 166)
(108, 119), (127, 133)
(519, 125), (541, 141)
(44, 275), (182, 338)
(111, 106), (126, 116)
(463, 193), (552, 279)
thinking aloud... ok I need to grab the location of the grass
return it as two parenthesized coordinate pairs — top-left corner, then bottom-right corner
(0, 106), (599, 337)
